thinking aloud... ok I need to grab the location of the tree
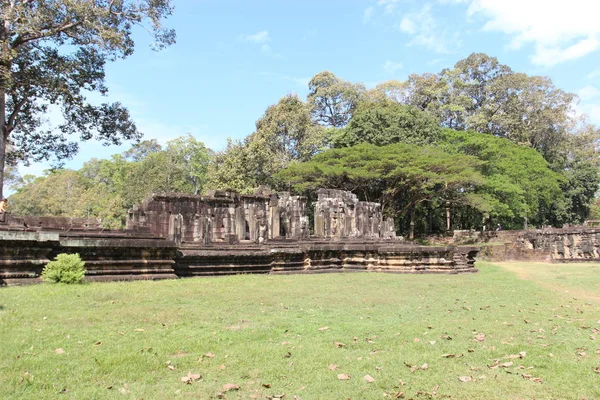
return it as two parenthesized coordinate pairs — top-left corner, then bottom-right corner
(331, 100), (441, 148)
(208, 95), (326, 191)
(278, 143), (485, 239)
(0, 0), (176, 198)
(122, 139), (162, 161)
(206, 138), (255, 193)
(163, 135), (211, 195)
(307, 71), (365, 127)
(439, 129), (564, 229)
(9, 169), (88, 217)
(377, 53), (579, 166)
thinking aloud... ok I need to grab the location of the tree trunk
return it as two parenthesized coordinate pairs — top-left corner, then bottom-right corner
(0, 89), (6, 200)
(446, 201), (451, 231)
(409, 207), (415, 240)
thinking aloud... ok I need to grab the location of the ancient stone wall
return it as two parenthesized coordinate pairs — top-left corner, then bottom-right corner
(0, 227), (478, 285)
(516, 228), (600, 262)
(313, 189), (395, 239)
(127, 190), (308, 244)
(0, 230), (177, 285)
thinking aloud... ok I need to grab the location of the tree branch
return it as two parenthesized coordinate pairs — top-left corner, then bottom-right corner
(6, 95), (28, 134)
(12, 20), (83, 48)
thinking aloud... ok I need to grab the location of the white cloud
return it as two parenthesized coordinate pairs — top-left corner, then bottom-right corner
(240, 30), (270, 44)
(383, 60), (403, 75)
(579, 103), (600, 124)
(399, 4), (460, 53)
(586, 68), (600, 80)
(467, 0), (600, 66)
(377, 0), (400, 14)
(363, 6), (374, 22)
(578, 85), (600, 101)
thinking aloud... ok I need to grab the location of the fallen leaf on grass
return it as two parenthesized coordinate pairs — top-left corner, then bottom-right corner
(266, 395), (285, 399)
(474, 333), (485, 342)
(522, 374), (543, 383)
(337, 373), (350, 380)
(441, 354), (456, 358)
(364, 374), (375, 383)
(440, 334), (452, 340)
(384, 392), (404, 398)
(593, 365), (600, 374)
(167, 365), (176, 371)
(458, 376), (473, 382)
(334, 342), (346, 348)
(328, 364), (338, 371)
(500, 362), (514, 368)
(262, 383), (272, 388)
(134, 329), (144, 332)
(318, 326), (329, 331)
(181, 372), (201, 384)
(94, 341), (102, 346)
(203, 352), (216, 359)
(504, 351), (526, 359)
(404, 362), (428, 373)
(223, 383), (240, 391)
(284, 352), (292, 358)
(55, 348), (65, 354)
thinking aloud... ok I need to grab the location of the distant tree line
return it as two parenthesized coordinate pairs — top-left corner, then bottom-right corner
(9, 53), (600, 236)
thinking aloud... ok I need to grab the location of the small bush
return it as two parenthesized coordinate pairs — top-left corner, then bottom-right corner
(41, 253), (86, 284)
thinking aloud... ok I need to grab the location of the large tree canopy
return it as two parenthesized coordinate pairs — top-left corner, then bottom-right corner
(207, 94), (326, 191)
(278, 143), (485, 238)
(10, 135), (211, 228)
(307, 71), (365, 128)
(331, 100), (441, 148)
(0, 0), (176, 197)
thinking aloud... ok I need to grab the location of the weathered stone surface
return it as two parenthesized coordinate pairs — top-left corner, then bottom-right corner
(453, 227), (600, 262)
(313, 189), (395, 239)
(127, 190), (308, 244)
(0, 188), (480, 286)
(0, 229), (177, 285)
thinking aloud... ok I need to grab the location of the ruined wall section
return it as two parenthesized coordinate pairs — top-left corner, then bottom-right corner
(313, 189), (395, 239)
(127, 192), (241, 244)
(275, 192), (308, 240)
(127, 190), (310, 244)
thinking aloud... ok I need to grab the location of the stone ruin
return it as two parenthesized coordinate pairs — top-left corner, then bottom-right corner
(126, 189), (310, 245)
(314, 189), (396, 239)
(0, 187), (480, 285)
(127, 188), (396, 245)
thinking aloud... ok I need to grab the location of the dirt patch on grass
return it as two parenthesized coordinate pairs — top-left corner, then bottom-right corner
(495, 262), (600, 303)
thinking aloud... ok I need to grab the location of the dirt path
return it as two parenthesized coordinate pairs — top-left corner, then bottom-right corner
(494, 262), (600, 303)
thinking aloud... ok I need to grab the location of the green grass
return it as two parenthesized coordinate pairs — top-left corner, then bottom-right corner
(1, 263), (600, 399)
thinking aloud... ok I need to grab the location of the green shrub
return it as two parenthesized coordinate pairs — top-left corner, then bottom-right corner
(41, 253), (86, 284)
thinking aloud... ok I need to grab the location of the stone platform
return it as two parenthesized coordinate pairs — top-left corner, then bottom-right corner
(0, 230), (478, 285)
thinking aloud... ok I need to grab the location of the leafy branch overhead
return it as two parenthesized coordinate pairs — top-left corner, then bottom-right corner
(0, 0), (176, 197)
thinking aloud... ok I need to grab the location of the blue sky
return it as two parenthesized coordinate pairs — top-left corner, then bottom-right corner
(17, 0), (600, 180)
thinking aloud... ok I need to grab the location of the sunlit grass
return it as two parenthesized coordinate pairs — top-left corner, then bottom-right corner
(1, 263), (599, 399)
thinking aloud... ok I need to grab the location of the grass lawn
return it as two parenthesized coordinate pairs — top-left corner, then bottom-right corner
(1, 262), (600, 400)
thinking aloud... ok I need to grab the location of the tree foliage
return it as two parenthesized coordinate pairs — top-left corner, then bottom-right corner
(332, 101), (441, 147)
(9, 135), (210, 227)
(278, 143), (485, 238)
(0, 0), (176, 197)
(208, 95), (326, 191)
(307, 71), (365, 128)
(439, 129), (564, 229)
